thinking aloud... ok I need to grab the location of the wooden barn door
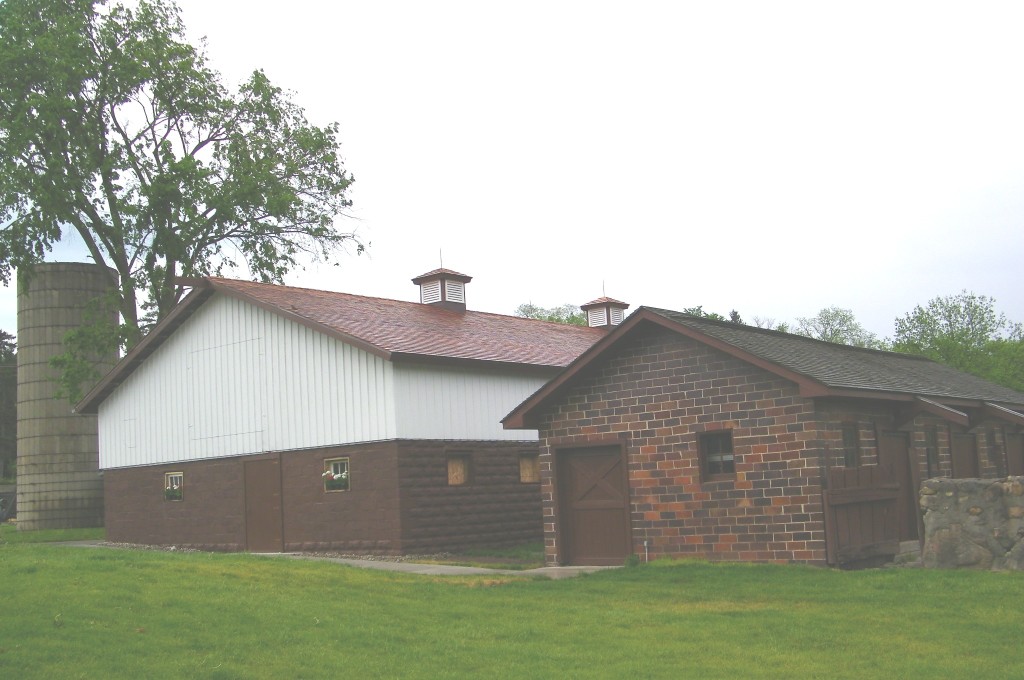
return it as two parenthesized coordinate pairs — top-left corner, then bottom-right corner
(877, 431), (919, 541)
(823, 465), (900, 566)
(1007, 434), (1024, 477)
(951, 433), (980, 479)
(244, 458), (284, 552)
(557, 446), (631, 566)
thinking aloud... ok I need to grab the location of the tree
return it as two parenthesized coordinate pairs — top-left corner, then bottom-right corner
(892, 291), (1024, 390)
(752, 316), (790, 333)
(0, 331), (15, 479)
(795, 307), (880, 348)
(680, 306), (726, 321)
(728, 309), (743, 324)
(0, 0), (357, 396)
(514, 303), (586, 326)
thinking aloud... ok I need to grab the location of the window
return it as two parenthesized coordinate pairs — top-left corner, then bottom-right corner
(447, 454), (470, 486)
(842, 423), (860, 468)
(989, 429), (1005, 477)
(699, 431), (734, 479)
(925, 427), (939, 478)
(519, 453), (540, 483)
(323, 457), (350, 492)
(164, 472), (183, 501)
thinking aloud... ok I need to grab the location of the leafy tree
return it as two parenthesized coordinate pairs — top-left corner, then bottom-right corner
(986, 337), (1024, 393)
(795, 306), (880, 348)
(680, 306), (726, 321)
(0, 331), (15, 480)
(752, 316), (790, 333)
(892, 291), (1024, 391)
(728, 310), (743, 324)
(0, 0), (357, 397)
(515, 303), (586, 326)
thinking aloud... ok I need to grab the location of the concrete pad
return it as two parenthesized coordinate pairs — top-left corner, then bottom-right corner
(52, 542), (619, 579)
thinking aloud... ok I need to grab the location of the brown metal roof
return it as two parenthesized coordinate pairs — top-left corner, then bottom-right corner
(504, 306), (1024, 429)
(76, 277), (606, 414)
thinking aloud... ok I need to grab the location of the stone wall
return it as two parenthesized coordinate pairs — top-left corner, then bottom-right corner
(920, 477), (1024, 570)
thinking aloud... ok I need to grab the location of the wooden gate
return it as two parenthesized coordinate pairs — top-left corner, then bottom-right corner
(877, 431), (920, 541)
(951, 433), (980, 478)
(244, 458), (284, 552)
(1008, 434), (1024, 476)
(556, 446), (631, 566)
(823, 465), (900, 566)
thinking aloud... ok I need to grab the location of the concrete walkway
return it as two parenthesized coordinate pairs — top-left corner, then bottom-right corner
(256, 552), (617, 579)
(52, 540), (616, 579)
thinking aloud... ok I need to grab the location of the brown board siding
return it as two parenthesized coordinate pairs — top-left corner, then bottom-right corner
(280, 441), (402, 553)
(104, 456), (250, 551)
(397, 441), (543, 553)
(103, 440), (541, 554)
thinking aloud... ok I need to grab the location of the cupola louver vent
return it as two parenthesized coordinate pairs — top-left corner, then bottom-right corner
(412, 268), (473, 312)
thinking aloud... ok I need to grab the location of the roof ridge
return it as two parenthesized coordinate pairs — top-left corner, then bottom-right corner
(640, 305), (932, 362)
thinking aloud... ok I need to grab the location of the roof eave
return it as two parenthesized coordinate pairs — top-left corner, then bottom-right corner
(504, 309), (675, 429)
(503, 307), (1024, 430)
(389, 352), (564, 377)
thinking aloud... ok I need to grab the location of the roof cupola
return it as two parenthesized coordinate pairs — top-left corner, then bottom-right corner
(581, 297), (630, 328)
(412, 268), (473, 312)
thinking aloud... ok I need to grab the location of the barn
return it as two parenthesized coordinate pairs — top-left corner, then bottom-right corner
(502, 307), (1024, 567)
(76, 269), (610, 553)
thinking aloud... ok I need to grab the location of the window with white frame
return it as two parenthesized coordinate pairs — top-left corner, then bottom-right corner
(164, 472), (183, 501)
(323, 457), (350, 492)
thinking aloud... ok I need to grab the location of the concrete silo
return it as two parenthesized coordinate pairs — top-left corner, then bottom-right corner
(16, 263), (119, 530)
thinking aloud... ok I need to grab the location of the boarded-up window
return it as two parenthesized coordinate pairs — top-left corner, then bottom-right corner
(519, 453), (540, 483)
(447, 454), (470, 485)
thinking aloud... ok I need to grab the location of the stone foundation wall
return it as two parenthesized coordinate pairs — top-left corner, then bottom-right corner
(920, 477), (1024, 570)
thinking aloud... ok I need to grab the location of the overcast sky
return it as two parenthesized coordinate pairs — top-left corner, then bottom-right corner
(4, 0), (1023, 339)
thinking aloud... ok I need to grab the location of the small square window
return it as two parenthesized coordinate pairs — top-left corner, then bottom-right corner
(164, 472), (183, 501)
(323, 458), (350, 492)
(699, 431), (734, 480)
(519, 453), (540, 483)
(447, 454), (470, 486)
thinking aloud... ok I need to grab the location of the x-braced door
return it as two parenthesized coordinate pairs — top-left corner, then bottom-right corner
(556, 446), (630, 566)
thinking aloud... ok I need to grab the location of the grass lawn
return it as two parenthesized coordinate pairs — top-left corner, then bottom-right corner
(2, 538), (1023, 679)
(0, 523), (105, 544)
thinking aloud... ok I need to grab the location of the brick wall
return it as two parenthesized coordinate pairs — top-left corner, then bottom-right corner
(537, 329), (827, 566)
(103, 440), (542, 554)
(104, 456), (248, 550)
(281, 442), (402, 553)
(397, 441), (543, 553)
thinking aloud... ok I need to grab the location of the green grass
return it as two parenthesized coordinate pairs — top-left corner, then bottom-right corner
(0, 522), (105, 544)
(2, 542), (1023, 679)
(416, 541), (546, 570)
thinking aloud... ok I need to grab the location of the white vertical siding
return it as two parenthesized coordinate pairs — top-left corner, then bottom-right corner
(98, 295), (396, 468)
(393, 363), (543, 441)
